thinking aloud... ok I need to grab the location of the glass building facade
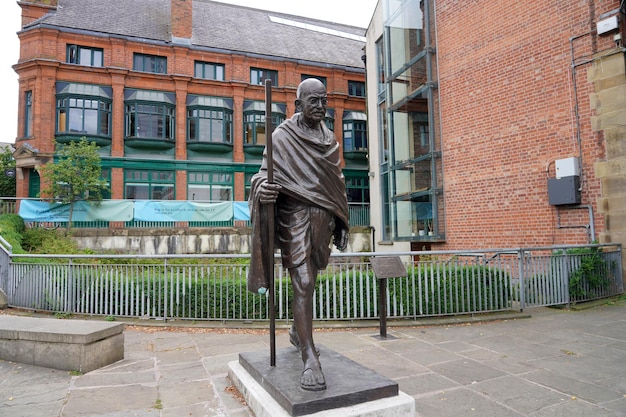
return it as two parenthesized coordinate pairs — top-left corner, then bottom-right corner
(378, 0), (443, 241)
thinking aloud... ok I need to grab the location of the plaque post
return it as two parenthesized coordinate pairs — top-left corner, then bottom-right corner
(370, 256), (408, 339)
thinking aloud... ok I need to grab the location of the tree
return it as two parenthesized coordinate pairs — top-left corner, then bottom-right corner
(0, 147), (16, 197)
(39, 138), (108, 230)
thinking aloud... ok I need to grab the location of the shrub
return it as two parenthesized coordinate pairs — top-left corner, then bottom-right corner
(22, 227), (81, 254)
(0, 214), (26, 253)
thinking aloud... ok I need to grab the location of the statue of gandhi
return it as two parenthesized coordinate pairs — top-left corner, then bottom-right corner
(248, 78), (350, 391)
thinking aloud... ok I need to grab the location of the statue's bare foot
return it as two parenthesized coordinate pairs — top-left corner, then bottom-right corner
(301, 362), (326, 391)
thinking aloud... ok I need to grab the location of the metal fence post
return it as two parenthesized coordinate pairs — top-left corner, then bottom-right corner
(518, 249), (525, 312)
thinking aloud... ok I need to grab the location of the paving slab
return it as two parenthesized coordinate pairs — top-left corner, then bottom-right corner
(0, 302), (624, 417)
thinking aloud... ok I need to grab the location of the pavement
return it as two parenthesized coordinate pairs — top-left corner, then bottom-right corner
(1, 298), (625, 417)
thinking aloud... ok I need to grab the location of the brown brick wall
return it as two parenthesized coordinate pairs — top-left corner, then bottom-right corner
(434, 0), (620, 250)
(13, 21), (366, 200)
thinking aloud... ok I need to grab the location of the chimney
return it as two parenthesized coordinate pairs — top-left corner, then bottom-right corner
(171, 0), (192, 43)
(18, 0), (58, 28)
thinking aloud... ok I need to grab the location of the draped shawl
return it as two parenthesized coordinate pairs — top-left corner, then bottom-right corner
(247, 113), (349, 293)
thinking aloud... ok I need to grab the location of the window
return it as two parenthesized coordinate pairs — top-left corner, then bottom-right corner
(346, 176), (370, 204)
(188, 172), (233, 201)
(24, 91), (33, 137)
(124, 170), (174, 200)
(348, 81), (366, 97)
(133, 53), (167, 74)
(250, 68), (278, 86)
(188, 109), (232, 143)
(125, 103), (174, 140)
(100, 168), (111, 199)
(187, 96), (233, 144)
(56, 83), (113, 140)
(243, 101), (286, 146)
(66, 44), (103, 67)
(244, 113), (285, 145)
(343, 112), (368, 151)
(244, 173), (254, 201)
(301, 74), (327, 86)
(194, 61), (224, 80)
(57, 96), (111, 137)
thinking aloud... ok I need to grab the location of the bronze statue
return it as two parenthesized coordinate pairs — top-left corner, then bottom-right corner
(248, 78), (350, 391)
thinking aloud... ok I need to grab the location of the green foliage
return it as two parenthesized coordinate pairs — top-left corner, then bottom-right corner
(22, 227), (81, 254)
(0, 147), (16, 197)
(35, 263), (511, 320)
(567, 246), (610, 301)
(39, 138), (109, 229)
(0, 213), (25, 253)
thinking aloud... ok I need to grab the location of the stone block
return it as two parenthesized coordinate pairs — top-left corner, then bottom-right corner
(0, 316), (124, 373)
(588, 53), (626, 82)
(229, 356), (416, 417)
(590, 84), (626, 113)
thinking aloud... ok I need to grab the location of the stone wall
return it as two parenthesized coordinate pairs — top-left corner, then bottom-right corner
(71, 227), (373, 255)
(592, 50), (626, 282)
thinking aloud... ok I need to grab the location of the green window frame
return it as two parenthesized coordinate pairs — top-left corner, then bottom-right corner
(133, 53), (167, 74)
(187, 108), (232, 144)
(244, 112), (285, 145)
(125, 103), (175, 140)
(345, 176), (370, 204)
(24, 91), (33, 137)
(124, 170), (175, 200)
(100, 168), (111, 199)
(348, 80), (366, 97)
(57, 97), (111, 137)
(194, 61), (224, 80)
(66, 44), (103, 67)
(244, 173), (254, 201)
(343, 119), (368, 151)
(188, 171), (233, 201)
(250, 68), (278, 86)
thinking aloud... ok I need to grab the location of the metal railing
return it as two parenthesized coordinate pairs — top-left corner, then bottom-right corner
(0, 244), (622, 321)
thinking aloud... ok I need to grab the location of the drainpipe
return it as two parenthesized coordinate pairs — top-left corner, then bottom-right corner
(556, 204), (596, 243)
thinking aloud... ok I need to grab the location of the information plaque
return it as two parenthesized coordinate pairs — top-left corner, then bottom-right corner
(370, 256), (407, 279)
(369, 256), (407, 339)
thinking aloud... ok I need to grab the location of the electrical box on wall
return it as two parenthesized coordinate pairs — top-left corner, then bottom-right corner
(548, 176), (581, 205)
(549, 157), (581, 205)
(555, 157), (580, 179)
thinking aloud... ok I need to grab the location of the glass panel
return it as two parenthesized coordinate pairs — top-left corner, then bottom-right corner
(68, 108), (83, 132)
(133, 54), (142, 71)
(211, 185), (232, 201)
(387, 0), (424, 75)
(100, 110), (110, 136)
(67, 45), (77, 63)
(93, 49), (103, 66)
(83, 108), (98, 134)
(125, 184), (149, 199)
(188, 185), (212, 201)
(79, 48), (91, 66)
(216, 65), (224, 80)
(152, 185), (174, 200)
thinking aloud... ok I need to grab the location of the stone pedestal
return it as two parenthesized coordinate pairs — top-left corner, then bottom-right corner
(229, 345), (415, 417)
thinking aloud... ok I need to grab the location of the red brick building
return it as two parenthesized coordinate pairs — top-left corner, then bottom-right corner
(365, 0), (626, 259)
(13, 0), (368, 207)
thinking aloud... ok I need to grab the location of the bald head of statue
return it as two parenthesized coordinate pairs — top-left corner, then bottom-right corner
(296, 78), (328, 129)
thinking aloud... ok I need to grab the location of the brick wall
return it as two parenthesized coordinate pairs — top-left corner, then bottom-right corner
(435, 0), (621, 249)
(13, 20), (366, 199)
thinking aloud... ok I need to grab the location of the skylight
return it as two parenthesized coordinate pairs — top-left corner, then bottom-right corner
(269, 16), (366, 42)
